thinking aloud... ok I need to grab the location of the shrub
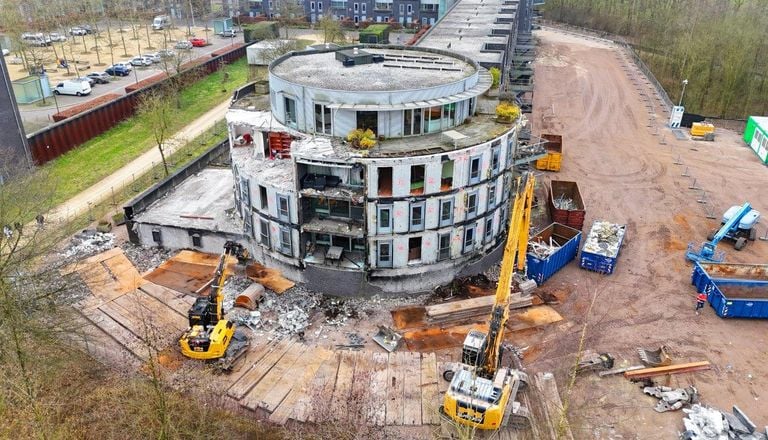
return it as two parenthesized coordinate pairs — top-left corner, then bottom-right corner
(495, 101), (521, 122)
(489, 67), (501, 88)
(347, 128), (377, 149)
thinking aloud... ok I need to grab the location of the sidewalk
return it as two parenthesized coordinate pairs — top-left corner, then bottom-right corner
(47, 98), (232, 223)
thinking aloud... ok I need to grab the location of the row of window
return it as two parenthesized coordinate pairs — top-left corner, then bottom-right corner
(374, 209), (506, 267)
(258, 219), (293, 256)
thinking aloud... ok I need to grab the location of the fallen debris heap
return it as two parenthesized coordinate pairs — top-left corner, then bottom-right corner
(682, 404), (767, 440)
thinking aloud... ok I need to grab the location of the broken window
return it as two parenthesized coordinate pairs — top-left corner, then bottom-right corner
(439, 198), (453, 227)
(279, 227), (292, 255)
(353, 238), (365, 251)
(438, 233), (451, 261)
(351, 203), (364, 220)
(314, 233), (331, 245)
(466, 191), (478, 219)
(410, 164), (425, 195)
(377, 240), (393, 267)
(378, 166), (392, 196)
(441, 159), (453, 190)
(332, 235), (351, 250)
(408, 237), (422, 262)
(330, 199), (350, 218)
(469, 155), (482, 184)
(151, 228), (162, 244)
(506, 135), (516, 166)
(487, 183), (496, 208)
(284, 96), (297, 128)
(259, 186), (268, 210)
(377, 205), (392, 234)
(277, 194), (290, 221)
(260, 220), (270, 248)
(463, 224), (476, 254)
(314, 103), (332, 134)
(240, 178), (250, 206)
(410, 202), (425, 232)
(485, 216), (494, 243)
(244, 213), (254, 237)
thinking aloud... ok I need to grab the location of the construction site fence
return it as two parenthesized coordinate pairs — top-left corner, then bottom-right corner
(26, 43), (250, 166)
(123, 138), (230, 243)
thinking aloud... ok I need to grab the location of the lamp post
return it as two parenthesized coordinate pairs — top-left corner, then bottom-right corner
(678, 79), (689, 107)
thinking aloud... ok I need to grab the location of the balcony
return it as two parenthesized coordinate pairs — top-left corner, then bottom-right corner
(304, 244), (365, 270)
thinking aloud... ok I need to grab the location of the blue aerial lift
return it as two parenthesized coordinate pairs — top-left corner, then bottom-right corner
(686, 202), (761, 263)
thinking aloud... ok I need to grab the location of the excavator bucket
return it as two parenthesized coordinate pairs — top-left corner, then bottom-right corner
(637, 345), (672, 367)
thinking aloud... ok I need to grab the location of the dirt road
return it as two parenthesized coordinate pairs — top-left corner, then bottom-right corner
(528, 28), (768, 438)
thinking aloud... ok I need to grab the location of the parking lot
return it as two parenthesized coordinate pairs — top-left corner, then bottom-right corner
(15, 29), (245, 132)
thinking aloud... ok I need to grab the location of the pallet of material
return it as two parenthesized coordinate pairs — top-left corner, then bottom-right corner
(424, 294), (533, 325)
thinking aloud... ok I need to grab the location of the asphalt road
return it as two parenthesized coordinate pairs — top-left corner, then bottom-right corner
(18, 35), (243, 133)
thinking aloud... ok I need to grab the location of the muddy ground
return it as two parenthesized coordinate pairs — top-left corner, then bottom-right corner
(523, 28), (768, 439)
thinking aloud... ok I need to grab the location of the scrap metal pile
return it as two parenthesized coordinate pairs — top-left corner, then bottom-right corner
(528, 237), (562, 259)
(583, 221), (626, 257)
(553, 195), (577, 210)
(682, 404), (767, 440)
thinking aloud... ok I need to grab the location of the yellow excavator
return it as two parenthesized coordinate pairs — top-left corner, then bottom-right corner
(180, 241), (250, 370)
(440, 172), (535, 430)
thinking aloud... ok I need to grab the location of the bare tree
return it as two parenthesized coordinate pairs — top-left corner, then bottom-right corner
(318, 13), (346, 44)
(274, 0), (306, 39)
(138, 89), (177, 176)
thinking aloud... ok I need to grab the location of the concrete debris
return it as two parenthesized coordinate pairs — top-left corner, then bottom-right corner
(278, 307), (310, 333)
(553, 195), (576, 210)
(122, 243), (175, 273)
(583, 221), (626, 257)
(484, 263), (501, 282)
(62, 230), (114, 258)
(644, 385), (698, 412)
(681, 404), (768, 440)
(322, 297), (358, 326)
(529, 238), (562, 258)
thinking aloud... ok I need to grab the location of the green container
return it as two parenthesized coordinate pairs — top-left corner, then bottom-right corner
(359, 24), (391, 44)
(744, 116), (768, 165)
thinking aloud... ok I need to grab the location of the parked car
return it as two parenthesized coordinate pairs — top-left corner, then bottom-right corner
(189, 37), (206, 47)
(141, 53), (161, 63)
(174, 40), (193, 50)
(157, 48), (176, 58)
(218, 29), (237, 38)
(105, 65), (130, 76)
(69, 27), (87, 36)
(73, 76), (96, 86)
(86, 71), (110, 84)
(48, 32), (67, 42)
(130, 56), (153, 67)
(113, 61), (133, 72)
(79, 24), (94, 34)
(53, 80), (91, 96)
(21, 33), (51, 46)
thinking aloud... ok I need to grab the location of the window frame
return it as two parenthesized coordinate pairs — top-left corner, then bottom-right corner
(260, 220), (270, 248)
(438, 233), (451, 261)
(279, 227), (292, 256)
(277, 194), (290, 222)
(487, 183), (496, 209)
(469, 155), (482, 184)
(465, 191), (478, 220)
(463, 224), (476, 254)
(484, 216), (494, 243)
(283, 96), (297, 128)
(410, 201), (425, 232)
(377, 205), (393, 234)
(376, 240), (393, 267)
(439, 198), (453, 227)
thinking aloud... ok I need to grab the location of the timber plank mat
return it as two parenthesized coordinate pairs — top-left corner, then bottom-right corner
(138, 282), (194, 318)
(143, 260), (218, 295)
(402, 352), (423, 425)
(240, 344), (310, 411)
(268, 347), (334, 425)
(420, 352), (440, 425)
(291, 351), (341, 423)
(329, 350), (358, 418)
(227, 338), (297, 400)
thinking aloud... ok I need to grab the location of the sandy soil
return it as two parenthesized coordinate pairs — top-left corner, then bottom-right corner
(524, 28), (768, 439)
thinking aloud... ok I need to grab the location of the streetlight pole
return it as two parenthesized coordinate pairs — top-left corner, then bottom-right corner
(679, 79), (689, 107)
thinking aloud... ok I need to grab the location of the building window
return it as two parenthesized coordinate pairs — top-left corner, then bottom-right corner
(377, 240), (393, 267)
(354, 15), (359, 23)
(315, 104), (331, 134)
(279, 227), (292, 255)
(377, 205), (392, 234)
(466, 191), (478, 219)
(354, 2), (359, 11)
(441, 159), (453, 190)
(259, 185), (268, 210)
(310, 1), (315, 10)
(361, 3), (366, 12)
(410, 164), (425, 194)
(463, 224), (476, 254)
(399, 3), (404, 14)
(375, 2), (391, 10)
(284, 96), (297, 128)
(491, 146), (500, 174)
(507, 137), (515, 166)
(378, 166), (393, 196)
(469, 155), (482, 184)
(260, 220), (270, 247)
(191, 233), (202, 248)
(438, 233), (451, 261)
(408, 237), (422, 262)
(439, 198), (453, 227)
(151, 228), (162, 244)
(425, 105), (442, 133)
(406, 3), (412, 13)
(420, 3), (437, 11)
(244, 213), (254, 237)
(240, 178), (250, 206)
(442, 103), (456, 127)
(410, 202), (425, 231)
(318, 2), (323, 10)
(485, 216), (494, 243)
(487, 183), (496, 208)
(403, 108), (422, 136)
(277, 194), (290, 221)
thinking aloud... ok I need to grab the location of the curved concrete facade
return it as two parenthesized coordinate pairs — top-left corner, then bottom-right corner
(226, 45), (523, 295)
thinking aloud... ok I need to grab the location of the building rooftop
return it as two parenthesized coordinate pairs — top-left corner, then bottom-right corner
(133, 168), (242, 234)
(418, 0), (515, 66)
(231, 146), (296, 192)
(270, 46), (476, 92)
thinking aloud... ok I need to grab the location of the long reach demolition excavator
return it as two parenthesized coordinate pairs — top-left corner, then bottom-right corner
(440, 171), (535, 431)
(179, 240), (250, 370)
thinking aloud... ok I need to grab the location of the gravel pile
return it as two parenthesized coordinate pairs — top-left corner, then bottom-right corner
(61, 230), (114, 259)
(122, 243), (175, 273)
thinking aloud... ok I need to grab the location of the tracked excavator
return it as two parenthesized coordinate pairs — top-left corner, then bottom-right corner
(179, 241), (250, 370)
(440, 172), (535, 431)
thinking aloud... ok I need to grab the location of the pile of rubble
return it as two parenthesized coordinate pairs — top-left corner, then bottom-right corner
(122, 243), (175, 273)
(61, 230), (114, 258)
(583, 221), (626, 257)
(681, 404), (767, 440)
(529, 238), (562, 259)
(553, 195), (577, 210)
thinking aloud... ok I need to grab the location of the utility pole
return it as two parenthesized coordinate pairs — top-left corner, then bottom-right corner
(678, 78), (689, 107)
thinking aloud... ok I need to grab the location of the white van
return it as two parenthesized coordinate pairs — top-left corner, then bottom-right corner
(152, 15), (171, 30)
(54, 80), (91, 96)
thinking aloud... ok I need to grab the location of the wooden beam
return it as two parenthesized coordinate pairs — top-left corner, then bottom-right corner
(623, 361), (711, 379)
